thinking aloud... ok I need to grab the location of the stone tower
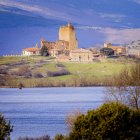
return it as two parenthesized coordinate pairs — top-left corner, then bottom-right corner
(59, 23), (78, 50)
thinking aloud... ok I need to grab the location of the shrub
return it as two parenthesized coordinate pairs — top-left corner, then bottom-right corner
(0, 76), (8, 86)
(47, 69), (71, 77)
(14, 66), (30, 76)
(54, 134), (67, 140)
(0, 68), (8, 74)
(33, 73), (44, 78)
(68, 102), (140, 140)
(18, 135), (51, 140)
(24, 72), (32, 78)
(18, 82), (24, 89)
(10, 66), (32, 78)
(0, 113), (13, 140)
(55, 63), (65, 68)
(100, 48), (114, 56)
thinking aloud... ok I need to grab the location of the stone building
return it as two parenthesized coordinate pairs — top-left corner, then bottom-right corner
(127, 49), (140, 57)
(41, 39), (56, 50)
(70, 49), (93, 62)
(22, 43), (40, 56)
(104, 43), (126, 55)
(127, 40), (140, 57)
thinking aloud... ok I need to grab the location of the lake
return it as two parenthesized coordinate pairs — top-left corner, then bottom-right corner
(0, 87), (106, 139)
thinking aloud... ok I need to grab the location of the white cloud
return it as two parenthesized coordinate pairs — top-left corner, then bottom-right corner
(77, 25), (140, 44)
(0, 0), (71, 20)
(100, 28), (140, 44)
(76, 26), (103, 30)
(0, 0), (42, 12)
(132, 0), (140, 4)
(99, 13), (126, 22)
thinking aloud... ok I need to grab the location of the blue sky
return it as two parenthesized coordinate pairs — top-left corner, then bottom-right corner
(0, 0), (140, 55)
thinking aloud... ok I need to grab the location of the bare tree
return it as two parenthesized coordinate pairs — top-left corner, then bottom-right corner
(106, 63), (140, 110)
(65, 110), (82, 131)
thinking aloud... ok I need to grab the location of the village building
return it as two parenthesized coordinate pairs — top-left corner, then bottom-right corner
(127, 40), (140, 58)
(127, 49), (140, 57)
(40, 23), (93, 62)
(22, 43), (40, 56)
(104, 43), (126, 55)
(56, 55), (71, 62)
(21, 23), (93, 62)
(70, 49), (93, 62)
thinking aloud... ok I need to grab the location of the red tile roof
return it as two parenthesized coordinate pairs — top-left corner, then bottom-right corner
(24, 48), (40, 52)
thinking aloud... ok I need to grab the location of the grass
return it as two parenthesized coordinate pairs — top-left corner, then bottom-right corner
(33, 63), (59, 73)
(0, 56), (55, 65)
(0, 56), (23, 65)
(62, 61), (125, 78)
(0, 56), (133, 87)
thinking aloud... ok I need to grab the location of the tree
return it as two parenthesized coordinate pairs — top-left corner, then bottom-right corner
(0, 113), (13, 140)
(68, 102), (140, 140)
(100, 48), (114, 56)
(65, 110), (82, 131)
(106, 63), (140, 110)
(40, 46), (49, 56)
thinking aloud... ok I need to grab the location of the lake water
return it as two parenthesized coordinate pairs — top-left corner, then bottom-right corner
(0, 87), (105, 139)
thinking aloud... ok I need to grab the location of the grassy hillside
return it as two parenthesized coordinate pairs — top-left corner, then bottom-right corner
(0, 56), (133, 87)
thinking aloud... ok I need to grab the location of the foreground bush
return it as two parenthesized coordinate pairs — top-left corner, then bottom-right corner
(0, 113), (13, 140)
(68, 102), (140, 140)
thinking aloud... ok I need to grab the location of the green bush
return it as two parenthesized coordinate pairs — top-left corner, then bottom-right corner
(0, 113), (13, 140)
(100, 48), (114, 56)
(68, 102), (140, 140)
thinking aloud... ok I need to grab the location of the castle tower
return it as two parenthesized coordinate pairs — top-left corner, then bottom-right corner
(59, 23), (78, 50)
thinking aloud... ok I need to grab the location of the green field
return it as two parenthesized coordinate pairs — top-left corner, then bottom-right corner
(0, 56), (133, 87)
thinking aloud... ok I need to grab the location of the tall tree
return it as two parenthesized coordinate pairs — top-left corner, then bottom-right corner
(40, 46), (49, 56)
(100, 48), (114, 56)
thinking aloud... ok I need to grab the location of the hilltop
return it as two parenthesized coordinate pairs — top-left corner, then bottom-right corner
(0, 56), (136, 88)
